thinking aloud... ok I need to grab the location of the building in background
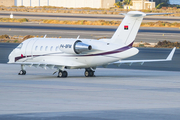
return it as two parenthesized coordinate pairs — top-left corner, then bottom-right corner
(14, 0), (115, 8)
(2, 0), (179, 9)
(116, 0), (156, 10)
(132, 0), (155, 10)
(0, 0), (14, 6)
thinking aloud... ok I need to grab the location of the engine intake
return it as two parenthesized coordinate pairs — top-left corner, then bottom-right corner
(59, 40), (92, 54)
(74, 41), (92, 54)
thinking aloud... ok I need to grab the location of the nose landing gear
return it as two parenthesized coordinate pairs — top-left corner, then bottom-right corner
(18, 70), (26, 75)
(18, 65), (26, 75)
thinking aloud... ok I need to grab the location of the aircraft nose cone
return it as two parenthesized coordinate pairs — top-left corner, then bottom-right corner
(8, 50), (15, 63)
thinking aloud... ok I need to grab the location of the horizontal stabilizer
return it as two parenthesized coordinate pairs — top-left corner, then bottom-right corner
(146, 13), (173, 16)
(121, 12), (173, 16)
(120, 11), (146, 17)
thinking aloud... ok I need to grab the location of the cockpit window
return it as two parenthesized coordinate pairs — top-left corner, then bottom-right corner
(16, 43), (23, 49)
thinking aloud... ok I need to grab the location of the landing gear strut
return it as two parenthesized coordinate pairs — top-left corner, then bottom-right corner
(58, 70), (68, 78)
(18, 65), (26, 75)
(84, 68), (95, 77)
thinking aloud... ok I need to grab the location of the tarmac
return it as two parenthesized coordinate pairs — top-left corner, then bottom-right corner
(0, 12), (180, 119)
(0, 22), (180, 43)
(0, 64), (180, 120)
(1, 43), (180, 71)
(1, 11), (180, 22)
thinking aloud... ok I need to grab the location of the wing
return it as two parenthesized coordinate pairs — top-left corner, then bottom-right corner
(112, 47), (176, 66)
(13, 60), (86, 69)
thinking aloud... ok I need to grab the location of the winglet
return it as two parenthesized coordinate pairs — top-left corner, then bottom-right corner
(77, 35), (80, 39)
(166, 47), (176, 61)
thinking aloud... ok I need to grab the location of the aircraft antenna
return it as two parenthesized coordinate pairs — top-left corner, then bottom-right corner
(44, 34), (47, 38)
(77, 35), (80, 39)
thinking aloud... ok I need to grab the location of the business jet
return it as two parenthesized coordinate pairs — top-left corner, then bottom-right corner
(8, 11), (176, 77)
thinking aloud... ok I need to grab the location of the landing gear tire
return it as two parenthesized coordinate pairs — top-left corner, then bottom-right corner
(63, 71), (68, 77)
(58, 70), (68, 78)
(18, 70), (26, 75)
(85, 71), (89, 77)
(85, 70), (94, 77)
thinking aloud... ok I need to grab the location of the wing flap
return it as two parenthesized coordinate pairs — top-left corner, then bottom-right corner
(13, 60), (86, 69)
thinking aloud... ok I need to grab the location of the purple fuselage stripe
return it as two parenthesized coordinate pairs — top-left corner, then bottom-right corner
(80, 46), (131, 57)
(14, 45), (132, 62)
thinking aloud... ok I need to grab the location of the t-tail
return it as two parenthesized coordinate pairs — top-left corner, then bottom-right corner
(110, 11), (146, 46)
(110, 11), (173, 46)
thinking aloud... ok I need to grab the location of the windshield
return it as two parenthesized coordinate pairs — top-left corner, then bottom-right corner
(16, 43), (23, 49)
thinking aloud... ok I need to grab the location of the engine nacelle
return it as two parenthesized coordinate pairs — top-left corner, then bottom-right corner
(59, 40), (92, 54)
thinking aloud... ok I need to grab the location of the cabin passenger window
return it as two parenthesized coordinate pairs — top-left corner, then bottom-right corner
(40, 46), (43, 51)
(45, 46), (48, 51)
(50, 46), (53, 51)
(35, 46), (38, 51)
(55, 46), (59, 51)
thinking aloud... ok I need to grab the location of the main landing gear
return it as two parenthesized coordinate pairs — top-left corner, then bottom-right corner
(57, 68), (95, 78)
(57, 70), (68, 78)
(18, 64), (95, 77)
(84, 68), (95, 77)
(18, 65), (26, 75)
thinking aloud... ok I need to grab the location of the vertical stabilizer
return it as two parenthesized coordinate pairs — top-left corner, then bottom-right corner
(111, 11), (146, 46)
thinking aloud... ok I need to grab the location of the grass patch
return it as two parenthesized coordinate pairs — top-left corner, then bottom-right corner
(0, 18), (28, 23)
(139, 44), (145, 47)
(155, 40), (180, 48)
(1, 18), (180, 28)
(0, 34), (36, 43)
(0, 34), (179, 48)
(1, 6), (180, 16)
(0, 34), (10, 39)
(14, 40), (18, 43)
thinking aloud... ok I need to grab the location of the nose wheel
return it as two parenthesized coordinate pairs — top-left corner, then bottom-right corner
(18, 70), (26, 75)
(84, 69), (95, 77)
(18, 65), (26, 75)
(58, 70), (68, 78)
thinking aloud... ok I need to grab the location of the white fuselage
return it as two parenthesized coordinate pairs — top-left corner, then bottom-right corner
(7, 11), (175, 77)
(8, 38), (139, 69)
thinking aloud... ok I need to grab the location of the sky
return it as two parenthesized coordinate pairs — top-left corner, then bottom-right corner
(169, 0), (180, 4)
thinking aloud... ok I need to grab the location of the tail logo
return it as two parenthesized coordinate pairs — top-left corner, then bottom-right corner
(124, 25), (128, 30)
